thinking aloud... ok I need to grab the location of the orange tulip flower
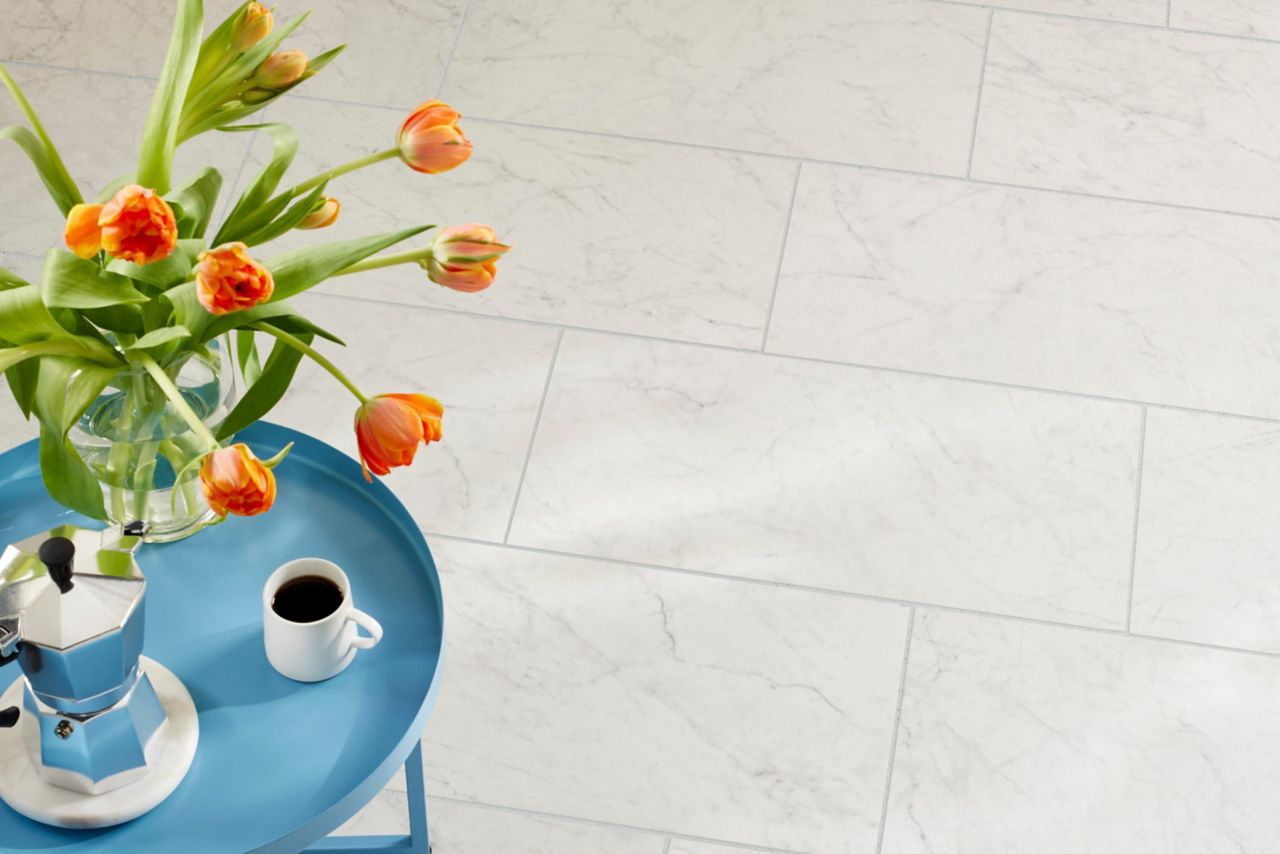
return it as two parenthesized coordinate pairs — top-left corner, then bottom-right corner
(422, 223), (511, 293)
(98, 185), (178, 266)
(200, 444), (277, 517)
(233, 2), (274, 51)
(298, 196), (340, 230)
(254, 50), (308, 89)
(64, 203), (105, 259)
(195, 242), (275, 315)
(354, 393), (444, 481)
(397, 100), (473, 174)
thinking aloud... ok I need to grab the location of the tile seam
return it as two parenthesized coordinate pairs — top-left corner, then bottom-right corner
(874, 607), (916, 853)
(434, 0), (473, 99)
(424, 794), (800, 854)
(6, 57), (1280, 224)
(435, 531), (1280, 664)
(758, 162), (803, 352)
(965, 11), (995, 179)
(502, 329), (564, 544)
(1125, 407), (1149, 631)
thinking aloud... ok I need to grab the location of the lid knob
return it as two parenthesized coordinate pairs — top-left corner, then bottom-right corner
(38, 537), (75, 595)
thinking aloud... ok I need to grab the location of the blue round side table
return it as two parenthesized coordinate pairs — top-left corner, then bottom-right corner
(0, 422), (442, 853)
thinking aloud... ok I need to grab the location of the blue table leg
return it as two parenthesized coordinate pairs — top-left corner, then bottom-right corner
(306, 742), (430, 853)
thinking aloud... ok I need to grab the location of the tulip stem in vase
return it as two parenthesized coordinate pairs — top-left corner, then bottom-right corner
(289, 148), (399, 198)
(254, 323), (369, 404)
(138, 355), (222, 450)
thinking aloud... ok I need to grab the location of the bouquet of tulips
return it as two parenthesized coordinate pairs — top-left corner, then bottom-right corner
(0, 1), (509, 538)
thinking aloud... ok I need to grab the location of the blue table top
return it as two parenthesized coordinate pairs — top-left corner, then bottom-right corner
(0, 423), (445, 853)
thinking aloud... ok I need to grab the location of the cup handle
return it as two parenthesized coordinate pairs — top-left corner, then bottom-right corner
(348, 608), (383, 651)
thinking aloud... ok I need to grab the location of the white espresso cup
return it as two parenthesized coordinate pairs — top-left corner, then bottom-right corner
(263, 558), (383, 682)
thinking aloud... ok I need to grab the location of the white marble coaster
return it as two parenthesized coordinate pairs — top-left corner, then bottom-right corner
(0, 657), (199, 829)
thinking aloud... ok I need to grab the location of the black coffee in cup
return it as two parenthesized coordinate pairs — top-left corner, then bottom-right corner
(272, 575), (344, 623)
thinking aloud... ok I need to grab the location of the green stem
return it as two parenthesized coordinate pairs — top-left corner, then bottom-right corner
(138, 355), (220, 449)
(288, 147), (398, 197)
(334, 245), (434, 278)
(255, 322), (369, 404)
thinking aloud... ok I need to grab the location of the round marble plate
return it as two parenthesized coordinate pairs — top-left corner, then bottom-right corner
(0, 656), (199, 829)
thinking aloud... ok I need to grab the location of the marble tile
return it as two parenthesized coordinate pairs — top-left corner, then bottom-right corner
(1130, 410), (1280, 653)
(1171, 0), (1280, 40)
(669, 841), (786, 854)
(239, 97), (797, 348)
(0, 0), (243, 75)
(419, 538), (909, 853)
(0, 379), (38, 453)
(950, 0), (1165, 23)
(510, 333), (1140, 627)
(883, 610), (1280, 853)
(0, 66), (252, 256)
(0, 1), (458, 108)
(972, 14), (1280, 218)
(442, 0), (990, 175)
(339, 792), (664, 854)
(767, 166), (1280, 417)
(267, 294), (559, 540)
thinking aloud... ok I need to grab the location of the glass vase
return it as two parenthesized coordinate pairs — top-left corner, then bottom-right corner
(68, 344), (237, 542)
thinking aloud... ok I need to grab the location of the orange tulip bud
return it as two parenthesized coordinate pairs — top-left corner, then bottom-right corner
(397, 100), (473, 174)
(298, 196), (340, 230)
(64, 203), (105, 259)
(195, 242), (275, 315)
(99, 185), (178, 266)
(233, 2), (274, 51)
(421, 223), (511, 293)
(354, 393), (444, 481)
(254, 50), (308, 89)
(200, 444), (277, 517)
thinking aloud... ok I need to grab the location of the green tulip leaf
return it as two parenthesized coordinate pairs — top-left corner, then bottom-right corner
(167, 167), (223, 239)
(107, 239), (203, 289)
(216, 330), (312, 440)
(42, 250), (149, 309)
(40, 428), (107, 520)
(267, 225), (432, 301)
(136, 0), (203, 194)
(0, 63), (83, 214)
(217, 122), (297, 240)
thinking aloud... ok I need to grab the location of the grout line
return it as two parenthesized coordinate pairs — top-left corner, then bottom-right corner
(965, 10), (994, 179)
(502, 329), (564, 544)
(224, 292), (1280, 433)
(927, 0), (1275, 45)
(428, 795), (797, 854)
(875, 608), (915, 854)
(9, 60), (1280, 226)
(426, 531), (1280, 664)
(1125, 407), (1149, 632)
(435, 0), (473, 99)
(759, 162), (803, 352)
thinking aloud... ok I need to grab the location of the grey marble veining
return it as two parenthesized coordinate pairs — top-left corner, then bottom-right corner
(669, 841), (787, 854)
(510, 333), (1140, 627)
(947, 0), (1165, 23)
(339, 794), (664, 854)
(0, 0), (460, 108)
(238, 97), (798, 348)
(883, 610), (1280, 853)
(419, 538), (909, 853)
(268, 294), (560, 541)
(0, 0), (243, 75)
(1171, 0), (1280, 40)
(972, 13), (1280, 218)
(442, 0), (990, 174)
(767, 165), (1280, 418)
(1131, 409), (1280, 654)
